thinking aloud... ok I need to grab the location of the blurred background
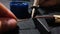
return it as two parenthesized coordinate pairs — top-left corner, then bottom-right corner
(0, 0), (33, 9)
(0, 0), (60, 34)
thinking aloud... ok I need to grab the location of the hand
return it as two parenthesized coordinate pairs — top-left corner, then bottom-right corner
(0, 3), (17, 32)
(39, 0), (60, 7)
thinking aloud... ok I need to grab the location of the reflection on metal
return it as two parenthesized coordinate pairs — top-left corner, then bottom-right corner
(36, 18), (51, 32)
(31, 0), (39, 18)
(35, 15), (54, 18)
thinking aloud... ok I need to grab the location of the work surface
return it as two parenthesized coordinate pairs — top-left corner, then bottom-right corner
(3, 18), (40, 34)
(0, 0), (60, 34)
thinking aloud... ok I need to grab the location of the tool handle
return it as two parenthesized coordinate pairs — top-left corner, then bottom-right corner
(31, 0), (40, 18)
(33, 0), (39, 7)
(53, 15), (60, 23)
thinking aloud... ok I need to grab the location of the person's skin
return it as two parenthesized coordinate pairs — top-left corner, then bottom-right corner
(0, 0), (60, 32)
(0, 3), (17, 32)
(39, 0), (60, 7)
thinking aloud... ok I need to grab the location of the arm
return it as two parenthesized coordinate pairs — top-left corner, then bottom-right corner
(39, 0), (60, 7)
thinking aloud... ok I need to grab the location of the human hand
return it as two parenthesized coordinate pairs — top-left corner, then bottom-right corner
(0, 3), (17, 32)
(39, 0), (60, 7)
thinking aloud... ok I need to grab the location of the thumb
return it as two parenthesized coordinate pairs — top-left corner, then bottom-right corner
(0, 18), (17, 32)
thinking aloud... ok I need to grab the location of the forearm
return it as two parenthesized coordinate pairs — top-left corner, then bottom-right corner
(39, 0), (60, 7)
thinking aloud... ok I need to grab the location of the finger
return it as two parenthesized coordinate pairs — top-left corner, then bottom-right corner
(7, 19), (17, 28)
(0, 18), (17, 32)
(0, 20), (2, 32)
(0, 2), (17, 20)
